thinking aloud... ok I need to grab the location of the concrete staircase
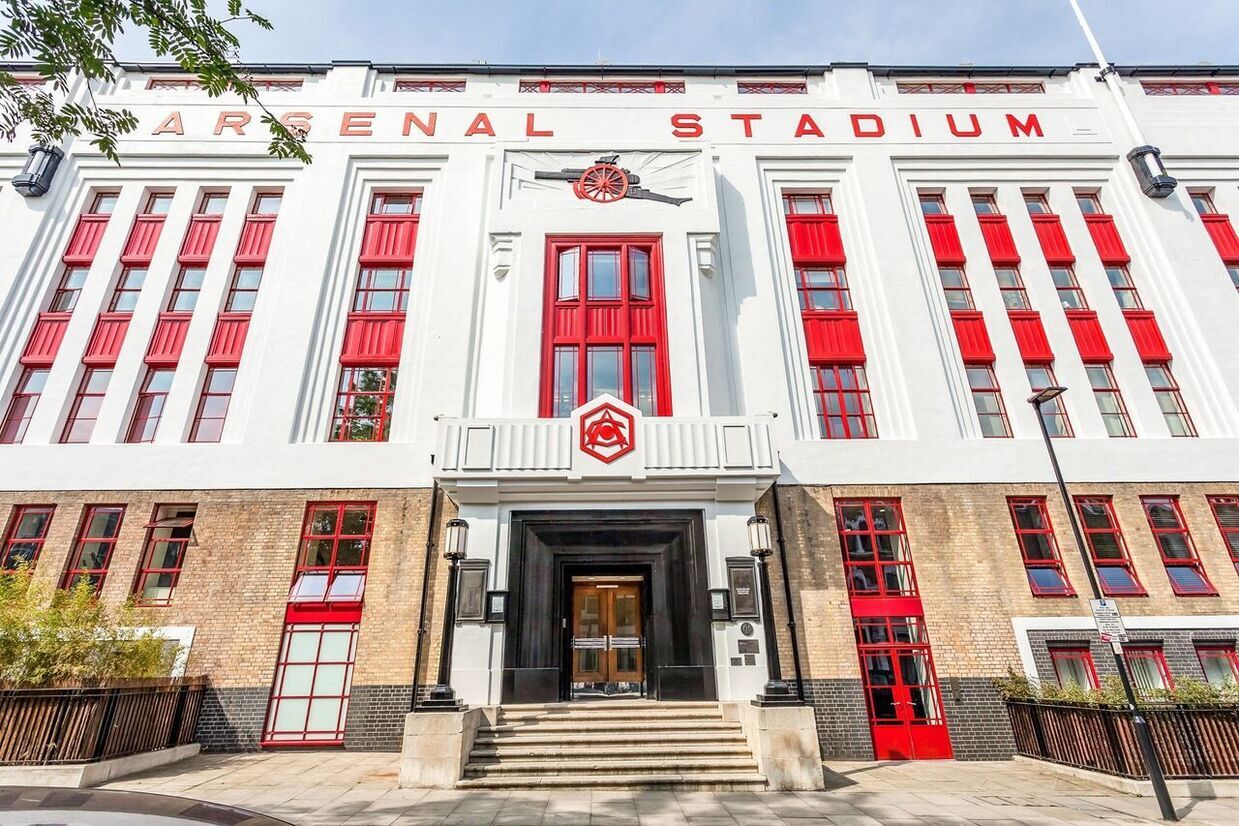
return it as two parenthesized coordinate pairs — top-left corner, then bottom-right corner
(456, 700), (766, 790)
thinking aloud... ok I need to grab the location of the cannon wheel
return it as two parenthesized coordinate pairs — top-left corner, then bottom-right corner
(576, 163), (629, 203)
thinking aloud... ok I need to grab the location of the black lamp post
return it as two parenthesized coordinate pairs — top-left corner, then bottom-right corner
(747, 515), (800, 707)
(422, 517), (469, 711)
(11, 145), (63, 198)
(1028, 387), (1177, 822)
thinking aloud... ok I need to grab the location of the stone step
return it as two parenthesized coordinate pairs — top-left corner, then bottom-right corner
(480, 719), (740, 735)
(464, 756), (759, 776)
(494, 701), (720, 712)
(473, 731), (749, 747)
(455, 771), (769, 791)
(495, 707), (725, 723)
(470, 742), (753, 759)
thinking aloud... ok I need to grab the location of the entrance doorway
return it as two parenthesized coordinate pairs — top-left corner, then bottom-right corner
(570, 577), (645, 698)
(855, 616), (952, 760)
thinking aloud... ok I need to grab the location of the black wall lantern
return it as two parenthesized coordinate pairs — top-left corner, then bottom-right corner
(12, 145), (64, 198)
(1127, 145), (1177, 199)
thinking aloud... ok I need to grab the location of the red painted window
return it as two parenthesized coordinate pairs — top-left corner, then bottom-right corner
(330, 367), (397, 442)
(353, 268), (411, 312)
(289, 502), (375, 604)
(1075, 192), (1104, 215)
(812, 365), (876, 439)
(937, 267), (975, 310)
(1141, 496), (1215, 595)
(1196, 645), (1239, 687)
(853, 615), (951, 759)
(1190, 191), (1217, 215)
(1143, 81), (1239, 96)
(897, 81), (1043, 94)
(1086, 365), (1136, 438)
(918, 193), (947, 215)
(251, 78), (303, 90)
(263, 622), (359, 746)
(1126, 646), (1174, 693)
(783, 193), (832, 215)
(1145, 364), (1196, 437)
(370, 191), (421, 215)
(1008, 497), (1074, 596)
(966, 365), (1011, 438)
(1023, 193), (1051, 215)
(1, 505), (54, 570)
(519, 79), (684, 94)
(189, 368), (236, 443)
(132, 505), (196, 605)
(143, 192), (173, 215)
(167, 267), (205, 313)
(147, 77), (203, 90)
(197, 191), (227, 215)
(61, 505), (124, 593)
(1074, 496), (1144, 595)
(61, 368), (112, 444)
(1104, 265), (1142, 309)
(737, 80), (807, 94)
(795, 266), (851, 311)
(835, 499), (916, 598)
(109, 267), (147, 313)
(994, 267), (1031, 310)
(1206, 496), (1239, 575)
(394, 78), (466, 92)
(1026, 365), (1072, 437)
(1049, 266), (1088, 310)
(225, 266), (264, 312)
(1, 368), (49, 444)
(253, 191), (282, 216)
(541, 239), (669, 417)
(971, 194), (1000, 215)
(50, 266), (90, 312)
(125, 369), (174, 444)
(1051, 646), (1099, 689)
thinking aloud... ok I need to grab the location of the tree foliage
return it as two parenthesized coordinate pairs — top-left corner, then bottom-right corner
(0, 0), (309, 163)
(0, 567), (177, 687)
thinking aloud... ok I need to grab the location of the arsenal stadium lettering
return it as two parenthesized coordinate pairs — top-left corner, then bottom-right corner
(147, 109), (1045, 141)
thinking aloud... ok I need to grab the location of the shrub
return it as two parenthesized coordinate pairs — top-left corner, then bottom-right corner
(993, 666), (1239, 708)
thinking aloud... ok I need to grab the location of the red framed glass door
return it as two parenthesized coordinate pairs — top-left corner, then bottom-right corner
(855, 616), (952, 760)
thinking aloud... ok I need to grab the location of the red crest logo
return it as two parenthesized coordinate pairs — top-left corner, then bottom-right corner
(578, 401), (636, 464)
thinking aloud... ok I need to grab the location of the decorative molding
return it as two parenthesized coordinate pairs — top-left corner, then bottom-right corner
(489, 232), (517, 281)
(691, 233), (718, 278)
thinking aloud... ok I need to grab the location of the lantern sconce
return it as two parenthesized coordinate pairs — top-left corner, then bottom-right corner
(12, 145), (64, 198)
(1127, 145), (1177, 199)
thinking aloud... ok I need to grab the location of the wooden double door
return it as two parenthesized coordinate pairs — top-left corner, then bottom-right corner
(570, 581), (644, 697)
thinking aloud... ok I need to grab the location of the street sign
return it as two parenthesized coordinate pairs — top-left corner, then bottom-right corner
(1090, 598), (1129, 643)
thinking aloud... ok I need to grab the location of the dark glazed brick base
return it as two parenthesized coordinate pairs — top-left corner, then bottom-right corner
(941, 676), (1016, 760)
(196, 686), (268, 752)
(800, 678), (874, 759)
(344, 684), (416, 751)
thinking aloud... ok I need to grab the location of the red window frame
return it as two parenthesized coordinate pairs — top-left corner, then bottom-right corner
(518, 79), (684, 94)
(1008, 497), (1075, 596)
(1023, 193), (1052, 215)
(87, 191), (118, 215)
(189, 368), (237, 443)
(966, 365), (1012, 438)
(971, 193), (1000, 215)
(352, 267), (411, 313)
(61, 505), (124, 593)
(937, 266), (975, 310)
(540, 238), (671, 418)
(289, 502), (376, 604)
(897, 81), (1044, 94)
(1141, 496), (1215, 596)
(795, 265), (851, 311)
(1075, 192), (1104, 215)
(1145, 364), (1197, 437)
(370, 191), (422, 215)
(393, 78), (466, 92)
(60, 368), (112, 444)
(782, 193), (833, 215)
(1125, 646), (1174, 692)
(262, 621), (359, 746)
(196, 191), (228, 215)
(737, 80), (807, 94)
(1, 505), (54, 570)
(1026, 365), (1072, 438)
(125, 368), (174, 444)
(811, 364), (877, 440)
(252, 191), (283, 216)
(1143, 81), (1239, 96)
(224, 266), (264, 312)
(1, 367), (50, 444)
(1196, 645), (1239, 686)
(1050, 646), (1099, 689)
(1049, 265), (1088, 310)
(147, 77), (203, 90)
(834, 498), (917, 599)
(1189, 191), (1217, 215)
(918, 193), (947, 215)
(50, 266), (90, 312)
(251, 78), (303, 91)
(1104, 265), (1142, 310)
(109, 266), (147, 313)
(1085, 365), (1136, 438)
(131, 504), (196, 606)
(1074, 496), (1145, 595)
(994, 266), (1032, 310)
(1207, 495), (1239, 575)
(329, 366), (397, 442)
(143, 192), (174, 215)
(167, 266), (205, 313)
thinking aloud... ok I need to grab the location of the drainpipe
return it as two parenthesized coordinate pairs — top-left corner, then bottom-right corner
(410, 481), (442, 712)
(770, 482), (806, 702)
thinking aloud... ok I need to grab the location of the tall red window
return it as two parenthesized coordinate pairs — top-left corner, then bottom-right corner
(1126, 646), (1174, 693)
(1196, 645), (1239, 687)
(1026, 365), (1072, 437)
(1074, 496), (1144, 595)
(812, 365), (876, 439)
(937, 267), (974, 310)
(225, 267), (264, 312)
(1104, 265), (1142, 309)
(394, 78), (466, 92)
(167, 267), (206, 313)
(835, 499), (917, 598)
(353, 268), (411, 312)
(1207, 496), (1239, 575)
(50, 266), (90, 312)
(1008, 497), (1074, 596)
(1075, 192), (1104, 215)
(125, 368), (174, 443)
(1, 505), (54, 570)
(1141, 496), (1215, 596)
(1143, 81), (1239, 96)
(1024, 193), (1052, 215)
(263, 622), (359, 745)
(898, 81), (1043, 94)
(60, 368), (112, 444)
(794, 265), (851, 311)
(966, 365), (1011, 438)
(519, 79), (684, 93)
(737, 80), (807, 94)
(61, 505), (124, 593)
(1, 368), (50, 444)
(1145, 364), (1196, 437)
(1049, 266), (1088, 310)
(918, 193), (947, 215)
(330, 367), (397, 442)
(289, 502), (375, 604)
(784, 193), (832, 215)
(971, 194), (999, 214)
(994, 267), (1031, 310)
(109, 267), (147, 313)
(132, 505), (196, 605)
(189, 368), (236, 443)
(1086, 365), (1135, 438)
(541, 239), (669, 417)
(1050, 646), (1098, 689)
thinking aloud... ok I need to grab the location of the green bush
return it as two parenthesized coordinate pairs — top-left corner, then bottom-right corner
(0, 567), (177, 688)
(993, 667), (1238, 707)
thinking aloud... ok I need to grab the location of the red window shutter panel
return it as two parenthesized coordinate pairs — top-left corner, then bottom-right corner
(977, 215), (1020, 264)
(1065, 310), (1113, 363)
(1083, 215), (1130, 264)
(1123, 310), (1173, 363)
(1030, 215), (1075, 264)
(178, 216), (221, 264)
(62, 215), (110, 264)
(802, 313), (867, 363)
(1201, 214), (1239, 262)
(120, 216), (166, 264)
(144, 312), (191, 366)
(786, 215), (846, 264)
(340, 313), (405, 366)
(206, 314), (251, 366)
(924, 215), (966, 265)
(285, 602), (364, 625)
(359, 217), (419, 265)
(951, 311), (995, 363)
(235, 217), (276, 263)
(82, 313), (131, 365)
(1007, 310), (1055, 363)
(20, 312), (72, 366)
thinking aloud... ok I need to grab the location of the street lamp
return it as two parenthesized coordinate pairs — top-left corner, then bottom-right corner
(1027, 387), (1177, 821)
(422, 517), (469, 710)
(746, 515), (800, 707)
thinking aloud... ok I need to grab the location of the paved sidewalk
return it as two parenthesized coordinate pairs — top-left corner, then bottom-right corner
(100, 752), (1239, 825)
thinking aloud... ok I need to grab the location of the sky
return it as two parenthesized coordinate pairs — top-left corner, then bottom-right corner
(113, 0), (1239, 67)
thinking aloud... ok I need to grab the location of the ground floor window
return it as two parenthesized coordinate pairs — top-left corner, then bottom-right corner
(1196, 645), (1239, 688)
(263, 622), (358, 745)
(132, 505), (196, 605)
(61, 505), (124, 593)
(2, 505), (54, 569)
(1050, 646), (1098, 690)
(1125, 646), (1173, 694)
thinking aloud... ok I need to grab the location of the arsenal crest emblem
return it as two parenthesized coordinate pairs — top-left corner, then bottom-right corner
(578, 401), (636, 463)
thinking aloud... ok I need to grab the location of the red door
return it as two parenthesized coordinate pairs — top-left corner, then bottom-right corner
(855, 615), (952, 759)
